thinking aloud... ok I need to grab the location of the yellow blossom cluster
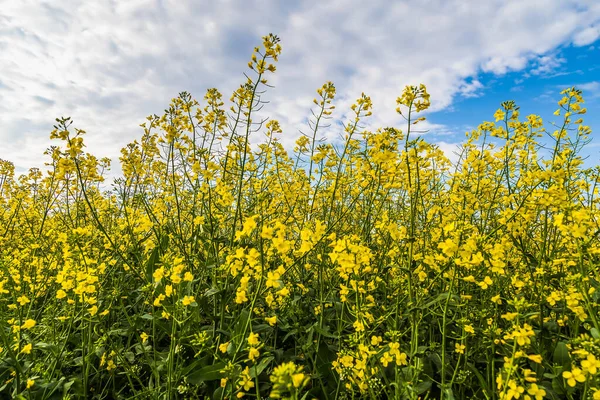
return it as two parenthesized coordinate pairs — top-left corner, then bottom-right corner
(0, 34), (598, 399)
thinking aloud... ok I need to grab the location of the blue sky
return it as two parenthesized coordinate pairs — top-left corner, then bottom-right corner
(1, 0), (599, 176)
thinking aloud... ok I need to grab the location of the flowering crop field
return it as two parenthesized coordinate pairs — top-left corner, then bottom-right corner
(0, 34), (599, 400)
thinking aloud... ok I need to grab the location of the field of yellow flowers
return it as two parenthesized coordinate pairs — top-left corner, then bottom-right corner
(0, 34), (599, 400)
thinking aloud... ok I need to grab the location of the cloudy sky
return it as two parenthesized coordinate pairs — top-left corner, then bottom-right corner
(1, 0), (599, 177)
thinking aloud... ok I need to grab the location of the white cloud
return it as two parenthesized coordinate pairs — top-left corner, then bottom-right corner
(1, 0), (599, 176)
(458, 79), (484, 98)
(573, 24), (600, 46)
(577, 81), (600, 92)
(529, 54), (567, 76)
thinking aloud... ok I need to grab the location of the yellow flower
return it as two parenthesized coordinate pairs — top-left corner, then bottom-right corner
(182, 295), (195, 306)
(506, 380), (525, 399)
(235, 215), (258, 241)
(443, 222), (455, 233)
(88, 305), (98, 316)
(248, 332), (260, 346)
(380, 352), (393, 367)
(563, 368), (586, 387)
(478, 276), (493, 290)
(455, 343), (466, 354)
(235, 290), (248, 304)
(248, 347), (260, 361)
(464, 325), (475, 334)
(153, 266), (165, 283)
(153, 294), (165, 307)
(353, 320), (365, 332)
(527, 354), (543, 364)
(494, 109), (505, 122)
(17, 295), (30, 306)
(56, 290), (67, 299)
(582, 354), (600, 375)
(396, 352), (408, 366)
(239, 366), (254, 391)
(371, 336), (383, 346)
(261, 225), (274, 239)
(219, 342), (230, 353)
(21, 319), (36, 330)
(106, 359), (116, 371)
(438, 238), (458, 257)
(183, 272), (194, 282)
(526, 383), (546, 400)
(292, 373), (305, 388)
(501, 312), (518, 321)
(266, 271), (281, 289)
(140, 332), (149, 344)
(265, 316), (277, 326)
(170, 273), (182, 284)
(26, 379), (34, 389)
(21, 343), (33, 354)
(270, 362), (308, 396)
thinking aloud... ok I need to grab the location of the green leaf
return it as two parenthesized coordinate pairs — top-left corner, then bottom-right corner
(552, 342), (570, 367)
(467, 362), (490, 396)
(108, 328), (130, 337)
(541, 383), (561, 400)
(414, 292), (457, 311)
(415, 379), (432, 394)
(250, 356), (273, 378)
(551, 375), (566, 395)
(204, 287), (220, 297)
(282, 329), (299, 342)
(187, 362), (227, 384)
(591, 328), (600, 339)
(145, 246), (161, 283)
(234, 309), (250, 342)
(36, 342), (60, 356)
(63, 377), (82, 396)
(300, 392), (312, 400)
(125, 351), (135, 363)
(443, 387), (456, 400)
(252, 324), (272, 333)
(212, 387), (225, 400)
(313, 325), (338, 339)
(180, 355), (211, 376)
